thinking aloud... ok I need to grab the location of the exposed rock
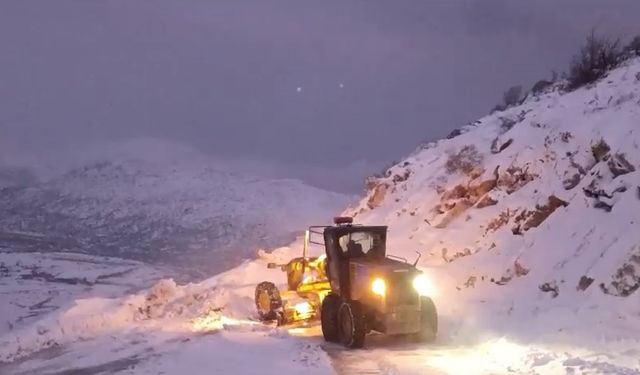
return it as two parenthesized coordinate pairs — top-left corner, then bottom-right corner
(514, 261), (530, 277)
(608, 153), (636, 177)
(476, 195), (498, 208)
(491, 137), (514, 154)
(471, 176), (499, 198)
(600, 247), (640, 297)
(591, 139), (611, 162)
(441, 184), (468, 201)
(594, 200), (613, 212)
(468, 167), (485, 180)
(577, 276), (594, 291)
(523, 195), (568, 230)
(434, 199), (475, 228)
(364, 176), (379, 191)
(512, 195), (568, 233)
(492, 260), (530, 286)
(392, 169), (411, 183)
(366, 183), (389, 209)
(563, 173), (582, 190)
(583, 178), (628, 211)
(435, 167), (500, 227)
(499, 117), (517, 133)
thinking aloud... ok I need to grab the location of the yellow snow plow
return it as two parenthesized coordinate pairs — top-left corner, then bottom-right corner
(255, 228), (331, 325)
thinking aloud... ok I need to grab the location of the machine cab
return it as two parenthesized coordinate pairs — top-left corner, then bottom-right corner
(322, 217), (387, 299)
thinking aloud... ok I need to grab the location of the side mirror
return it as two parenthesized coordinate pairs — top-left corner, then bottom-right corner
(267, 262), (277, 269)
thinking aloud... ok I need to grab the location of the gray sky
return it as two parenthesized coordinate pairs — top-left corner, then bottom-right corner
(1, 1), (640, 192)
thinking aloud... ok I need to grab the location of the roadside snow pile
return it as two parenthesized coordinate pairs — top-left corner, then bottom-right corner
(345, 57), (640, 348)
(0, 247), (295, 363)
(0, 139), (349, 276)
(0, 249), (335, 374)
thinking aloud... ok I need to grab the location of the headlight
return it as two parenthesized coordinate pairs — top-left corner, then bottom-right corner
(413, 274), (432, 296)
(371, 277), (386, 296)
(294, 301), (312, 315)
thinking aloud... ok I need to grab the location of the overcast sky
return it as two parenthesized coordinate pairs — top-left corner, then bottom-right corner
(1, 1), (640, 192)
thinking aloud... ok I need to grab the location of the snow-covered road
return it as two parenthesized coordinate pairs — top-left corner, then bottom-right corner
(2, 251), (639, 375)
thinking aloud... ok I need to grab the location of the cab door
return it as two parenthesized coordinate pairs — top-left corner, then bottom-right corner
(323, 230), (343, 293)
(323, 229), (352, 299)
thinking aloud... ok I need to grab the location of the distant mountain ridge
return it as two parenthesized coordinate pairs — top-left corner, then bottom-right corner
(0, 140), (349, 279)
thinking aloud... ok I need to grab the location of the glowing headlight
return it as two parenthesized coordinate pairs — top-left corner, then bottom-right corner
(371, 278), (386, 296)
(294, 302), (312, 315)
(413, 274), (433, 296)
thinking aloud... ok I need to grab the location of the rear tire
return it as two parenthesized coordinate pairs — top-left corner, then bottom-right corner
(255, 281), (283, 321)
(338, 300), (366, 348)
(321, 294), (340, 342)
(415, 296), (437, 342)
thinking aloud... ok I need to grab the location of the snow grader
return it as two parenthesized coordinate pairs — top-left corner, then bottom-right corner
(254, 217), (438, 348)
(254, 227), (332, 326)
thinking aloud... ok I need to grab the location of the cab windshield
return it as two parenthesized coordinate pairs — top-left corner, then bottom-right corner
(337, 230), (384, 259)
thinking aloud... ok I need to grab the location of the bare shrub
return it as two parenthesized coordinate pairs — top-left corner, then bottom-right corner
(444, 145), (483, 175)
(567, 31), (621, 90)
(503, 85), (523, 107)
(491, 86), (524, 113)
(539, 281), (559, 298)
(485, 209), (514, 234)
(623, 35), (640, 56)
(490, 104), (506, 114)
(531, 80), (553, 94)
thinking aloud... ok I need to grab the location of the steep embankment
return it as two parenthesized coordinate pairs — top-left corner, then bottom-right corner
(346, 57), (640, 342)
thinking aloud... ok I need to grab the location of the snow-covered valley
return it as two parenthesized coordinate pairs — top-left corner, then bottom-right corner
(0, 139), (350, 278)
(3, 57), (640, 375)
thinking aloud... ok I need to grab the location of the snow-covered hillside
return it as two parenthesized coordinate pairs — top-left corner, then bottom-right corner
(338, 57), (640, 371)
(0, 140), (349, 278)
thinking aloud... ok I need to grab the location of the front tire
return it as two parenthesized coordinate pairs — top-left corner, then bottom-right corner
(415, 296), (437, 342)
(255, 281), (283, 321)
(321, 294), (340, 342)
(338, 300), (366, 348)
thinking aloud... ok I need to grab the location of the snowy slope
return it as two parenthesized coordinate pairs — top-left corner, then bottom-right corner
(0, 139), (349, 278)
(348, 56), (640, 313)
(336, 57), (640, 371)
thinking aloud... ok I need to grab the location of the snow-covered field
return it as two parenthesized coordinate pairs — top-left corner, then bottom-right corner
(3, 59), (640, 374)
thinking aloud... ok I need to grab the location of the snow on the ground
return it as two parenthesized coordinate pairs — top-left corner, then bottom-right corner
(0, 252), (167, 337)
(4, 59), (640, 375)
(0, 249), (334, 375)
